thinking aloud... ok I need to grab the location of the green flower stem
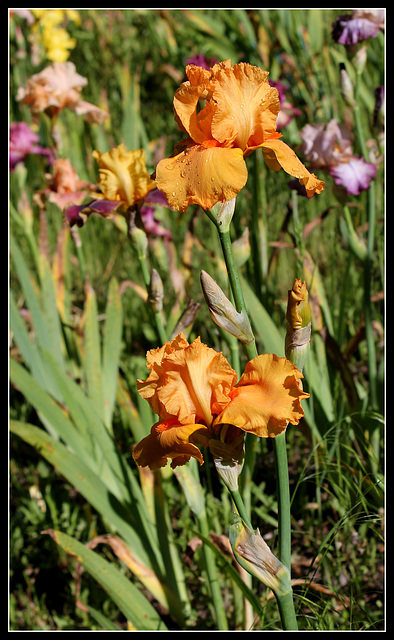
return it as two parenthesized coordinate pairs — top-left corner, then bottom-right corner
(229, 488), (254, 531)
(364, 183), (378, 411)
(275, 591), (298, 631)
(273, 432), (292, 571)
(70, 226), (87, 284)
(197, 510), (229, 630)
(217, 227), (258, 361)
(354, 60), (378, 411)
(211, 215), (297, 630)
(129, 239), (168, 345)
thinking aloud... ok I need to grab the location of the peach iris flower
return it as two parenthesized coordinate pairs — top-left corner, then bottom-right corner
(155, 60), (325, 213)
(92, 144), (155, 209)
(132, 333), (309, 471)
(16, 61), (108, 124)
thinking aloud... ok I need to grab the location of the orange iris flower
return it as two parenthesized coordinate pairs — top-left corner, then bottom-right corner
(132, 333), (309, 471)
(155, 60), (325, 213)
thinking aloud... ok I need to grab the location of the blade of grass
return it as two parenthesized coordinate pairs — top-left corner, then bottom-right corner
(102, 277), (123, 428)
(10, 419), (169, 610)
(38, 252), (65, 370)
(43, 529), (168, 630)
(83, 282), (105, 423)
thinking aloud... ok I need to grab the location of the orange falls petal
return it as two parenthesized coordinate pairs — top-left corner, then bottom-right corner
(155, 144), (248, 212)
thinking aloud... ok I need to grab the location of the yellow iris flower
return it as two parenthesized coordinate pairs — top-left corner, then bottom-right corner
(132, 333), (309, 471)
(92, 144), (155, 208)
(155, 60), (325, 213)
(31, 9), (80, 62)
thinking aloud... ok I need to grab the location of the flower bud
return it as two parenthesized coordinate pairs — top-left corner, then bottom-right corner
(340, 64), (355, 107)
(200, 270), (254, 344)
(209, 424), (245, 492)
(209, 198), (236, 232)
(285, 279), (311, 372)
(355, 46), (367, 75)
(170, 300), (201, 339)
(148, 268), (164, 313)
(229, 517), (291, 596)
(128, 224), (148, 259)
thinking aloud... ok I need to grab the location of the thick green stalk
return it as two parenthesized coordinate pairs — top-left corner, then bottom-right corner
(275, 591), (298, 630)
(211, 215), (297, 630)
(70, 226), (87, 284)
(273, 432), (292, 571)
(229, 488), (254, 531)
(364, 183), (378, 411)
(217, 228), (258, 361)
(130, 239), (168, 345)
(354, 61), (378, 410)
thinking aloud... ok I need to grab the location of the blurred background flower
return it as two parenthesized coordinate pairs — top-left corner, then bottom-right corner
(10, 121), (54, 171)
(29, 9), (80, 62)
(332, 9), (384, 45)
(269, 79), (302, 130)
(16, 61), (108, 124)
(299, 119), (377, 195)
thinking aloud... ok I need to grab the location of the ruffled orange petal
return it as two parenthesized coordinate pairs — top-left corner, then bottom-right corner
(261, 138), (325, 197)
(210, 63), (279, 151)
(155, 141), (248, 213)
(137, 334), (237, 427)
(132, 418), (208, 470)
(173, 67), (214, 143)
(214, 353), (310, 438)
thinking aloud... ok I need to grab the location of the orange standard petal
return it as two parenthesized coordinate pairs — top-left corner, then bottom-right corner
(261, 138), (325, 198)
(210, 62), (280, 152)
(137, 333), (238, 428)
(214, 353), (310, 438)
(132, 418), (208, 470)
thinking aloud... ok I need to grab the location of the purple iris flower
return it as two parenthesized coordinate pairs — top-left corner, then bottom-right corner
(329, 158), (377, 196)
(10, 121), (54, 171)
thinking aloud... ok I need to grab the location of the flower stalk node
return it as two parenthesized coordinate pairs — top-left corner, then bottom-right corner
(209, 199), (236, 232)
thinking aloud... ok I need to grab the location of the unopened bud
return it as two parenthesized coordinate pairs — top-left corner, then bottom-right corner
(127, 209), (148, 258)
(200, 270), (254, 344)
(229, 517), (291, 596)
(170, 300), (201, 339)
(355, 46), (367, 75)
(209, 424), (245, 492)
(340, 64), (355, 108)
(209, 198), (236, 232)
(285, 279), (311, 372)
(148, 269), (164, 313)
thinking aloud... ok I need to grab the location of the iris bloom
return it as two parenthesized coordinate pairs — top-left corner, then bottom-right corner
(154, 60), (324, 213)
(37, 158), (96, 211)
(132, 333), (309, 470)
(30, 9), (80, 62)
(10, 121), (54, 171)
(332, 10), (384, 45)
(16, 61), (108, 124)
(65, 144), (169, 237)
(92, 144), (155, 209)
(299, 119), (377, 196)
